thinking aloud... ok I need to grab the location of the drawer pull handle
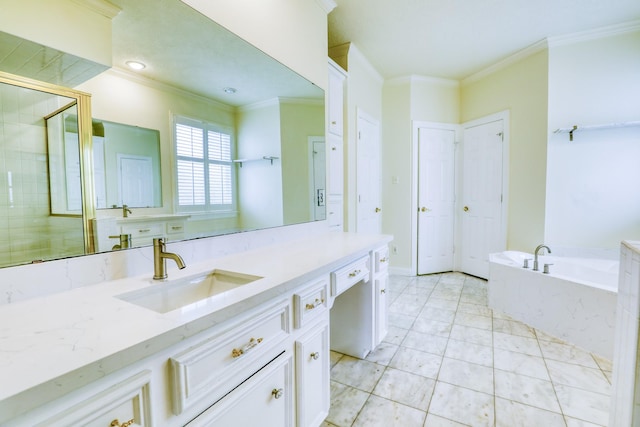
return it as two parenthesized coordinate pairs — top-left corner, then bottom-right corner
(272, 388), (284, 399)
(110, 419), (134, 427)
(379, 257), (388, 263)
(171, 226), (182, 230)
(305, 298), (324, 310)
(348, 269), (361, 278)
(138, 228), (151, 233)
(231, 337), (263, 358)
(310, 352), (320, 360)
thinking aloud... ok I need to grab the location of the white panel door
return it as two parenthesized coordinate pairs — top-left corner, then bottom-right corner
(356, 110), (382, 234)
(460, 119), (505, 279)
(417, 127), (455, 275)
(118, 154), (154, 207)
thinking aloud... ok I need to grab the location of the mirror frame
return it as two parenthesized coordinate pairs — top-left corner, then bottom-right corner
(0, 70), (96, 254)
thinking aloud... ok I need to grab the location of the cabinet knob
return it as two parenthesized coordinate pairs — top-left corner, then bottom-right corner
(272, 388), (284, 399)
(310, 352), (320, 360)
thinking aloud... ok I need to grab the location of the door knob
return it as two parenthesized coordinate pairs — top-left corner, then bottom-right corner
(420, 207), (431, 212)
(463, 206), (469, 212)
(375, 207), (381, 213)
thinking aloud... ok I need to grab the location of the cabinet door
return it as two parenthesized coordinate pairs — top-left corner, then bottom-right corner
(327, 64), (345, 137)
(186, 353), (293, 427)
(296, 320), (329, 427)
(327, 135), (344, 196)
(375, 273), (389, 345)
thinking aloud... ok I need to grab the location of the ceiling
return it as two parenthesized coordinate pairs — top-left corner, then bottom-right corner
(328, 0), (640, 80)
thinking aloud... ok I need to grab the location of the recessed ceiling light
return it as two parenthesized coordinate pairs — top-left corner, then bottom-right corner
(223, 87), (237, 94)
(126, 61), (146, 71)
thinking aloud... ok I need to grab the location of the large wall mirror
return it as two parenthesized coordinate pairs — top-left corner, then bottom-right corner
(0, 0), (326, 268)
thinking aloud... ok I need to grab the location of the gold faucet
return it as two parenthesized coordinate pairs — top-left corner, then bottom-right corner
(153, 238), (186, 280)
(123, 204), (133, 218)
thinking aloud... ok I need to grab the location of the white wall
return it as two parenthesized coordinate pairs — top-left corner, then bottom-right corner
(344, 44), (384, 232)
(545, 30), (640, 250)
(381, 76), (460, 272)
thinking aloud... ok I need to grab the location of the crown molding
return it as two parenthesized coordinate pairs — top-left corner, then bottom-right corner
(386, 75), (459, 87)
(71, 0), (121, 19)
(463, 19), (640, 86)
(462, 39), (548, 86)
(315, 0), (337, 14)
(548, 19), (640, 47)
(106, 67), (235, 113)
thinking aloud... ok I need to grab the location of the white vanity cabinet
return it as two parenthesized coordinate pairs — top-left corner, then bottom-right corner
(373, 245), (390, 345)
(327, 60), (346, 232)
(92, 215), (189, 251)
(186, 352), (294, 427)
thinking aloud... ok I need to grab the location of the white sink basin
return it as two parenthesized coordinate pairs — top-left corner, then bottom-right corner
(116, 270), (263, 313)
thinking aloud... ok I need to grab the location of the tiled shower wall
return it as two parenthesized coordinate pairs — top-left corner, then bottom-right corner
(0, 82), (84, 267)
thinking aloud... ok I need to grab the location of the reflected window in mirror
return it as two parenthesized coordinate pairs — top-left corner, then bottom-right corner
(175, 116), (236, 215)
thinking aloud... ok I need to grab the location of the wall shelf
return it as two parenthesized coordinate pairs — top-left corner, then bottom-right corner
(554, 120), (640, 141)
(232, 156), (280, 167)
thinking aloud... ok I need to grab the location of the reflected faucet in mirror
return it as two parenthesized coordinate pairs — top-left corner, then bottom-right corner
(122, 205), (132, 218)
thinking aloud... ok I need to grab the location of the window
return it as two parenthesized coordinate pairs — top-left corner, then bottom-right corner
(174, 117), (235, 213)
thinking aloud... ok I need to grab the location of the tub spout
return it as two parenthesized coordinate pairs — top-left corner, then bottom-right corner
(533, 244), (551, 271)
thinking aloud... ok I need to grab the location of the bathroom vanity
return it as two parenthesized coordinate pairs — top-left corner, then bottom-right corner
(0, 232), (391, 427)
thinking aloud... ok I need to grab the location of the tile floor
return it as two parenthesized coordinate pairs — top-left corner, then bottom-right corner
(324, 273), (613, 427)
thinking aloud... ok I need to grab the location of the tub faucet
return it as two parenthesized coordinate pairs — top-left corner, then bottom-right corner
(533, 244), (551, 271)
(153, 238), (186, 280)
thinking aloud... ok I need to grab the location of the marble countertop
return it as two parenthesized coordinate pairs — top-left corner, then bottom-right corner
(0, 232), (391, 417)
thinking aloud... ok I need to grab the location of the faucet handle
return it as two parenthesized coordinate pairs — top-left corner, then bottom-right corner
(522, 258), (532, 268)
(543, 263), (554, 274)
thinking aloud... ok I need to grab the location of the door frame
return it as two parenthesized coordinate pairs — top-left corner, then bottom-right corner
(457, 110), (510, 273)
(411, 121), (461, 275)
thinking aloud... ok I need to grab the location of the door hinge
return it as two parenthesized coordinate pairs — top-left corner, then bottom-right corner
(358, 131), (361, 140)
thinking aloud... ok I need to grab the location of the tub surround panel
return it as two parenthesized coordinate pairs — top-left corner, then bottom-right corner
(610, 240), (640, 426)
(488, 252), (617, 358)
(0, 231), (391, 422)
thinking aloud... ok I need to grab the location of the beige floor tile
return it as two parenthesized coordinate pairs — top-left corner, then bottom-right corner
(453, 311), (493, 331)
(389, 312), (417, 329)
(418, 306), (456, 323)
(493, 348), (549, 380)
(412, 317), (453, 337)
(389, 299), (424, 316)
(444, 339), (493, 367)
(423, 413), (470, 426)
(330, 350), (343, 369)
(564, 416), (605, 427)
(459, 293), (487, 305)
(493, 318), (536, 338)
(449, 324), (493, 347)
(372, 367), (436, 410)
(495, 397), (565, 427)
(555, 383), (610, 426)
(389, 346), (443, 379)
(494, 370), (561, 412)
(493, 331), (542, 357)
(457, 302), (492, 317)
(365, 342), (399, 366)
(538, 340), (600, 368)
(428, 381), (494, 426)
(326, 381), (370, 426)
(425, 297), (459, 310)
(592, 353), (613, 372)
(383, 325), (410, 345)
(403, 330), (448, 356)
(352, 395), (426, 427)
(330, 355), (385, 392)
(437, 357), (494, 394)
(546, 359), (611, 395)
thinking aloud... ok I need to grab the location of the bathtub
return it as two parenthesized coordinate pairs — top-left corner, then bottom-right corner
(488, 251), (618, 358)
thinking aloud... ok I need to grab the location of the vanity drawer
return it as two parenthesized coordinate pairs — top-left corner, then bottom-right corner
(169, 299), (290, 415)
(293, 276), (329, 328)
(374, 246), (390, 273)
(331, 255), (370, 297)
(32, 371), (152, 427)
(166, 221), (186, 235)
(120, 222), (164, 238)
